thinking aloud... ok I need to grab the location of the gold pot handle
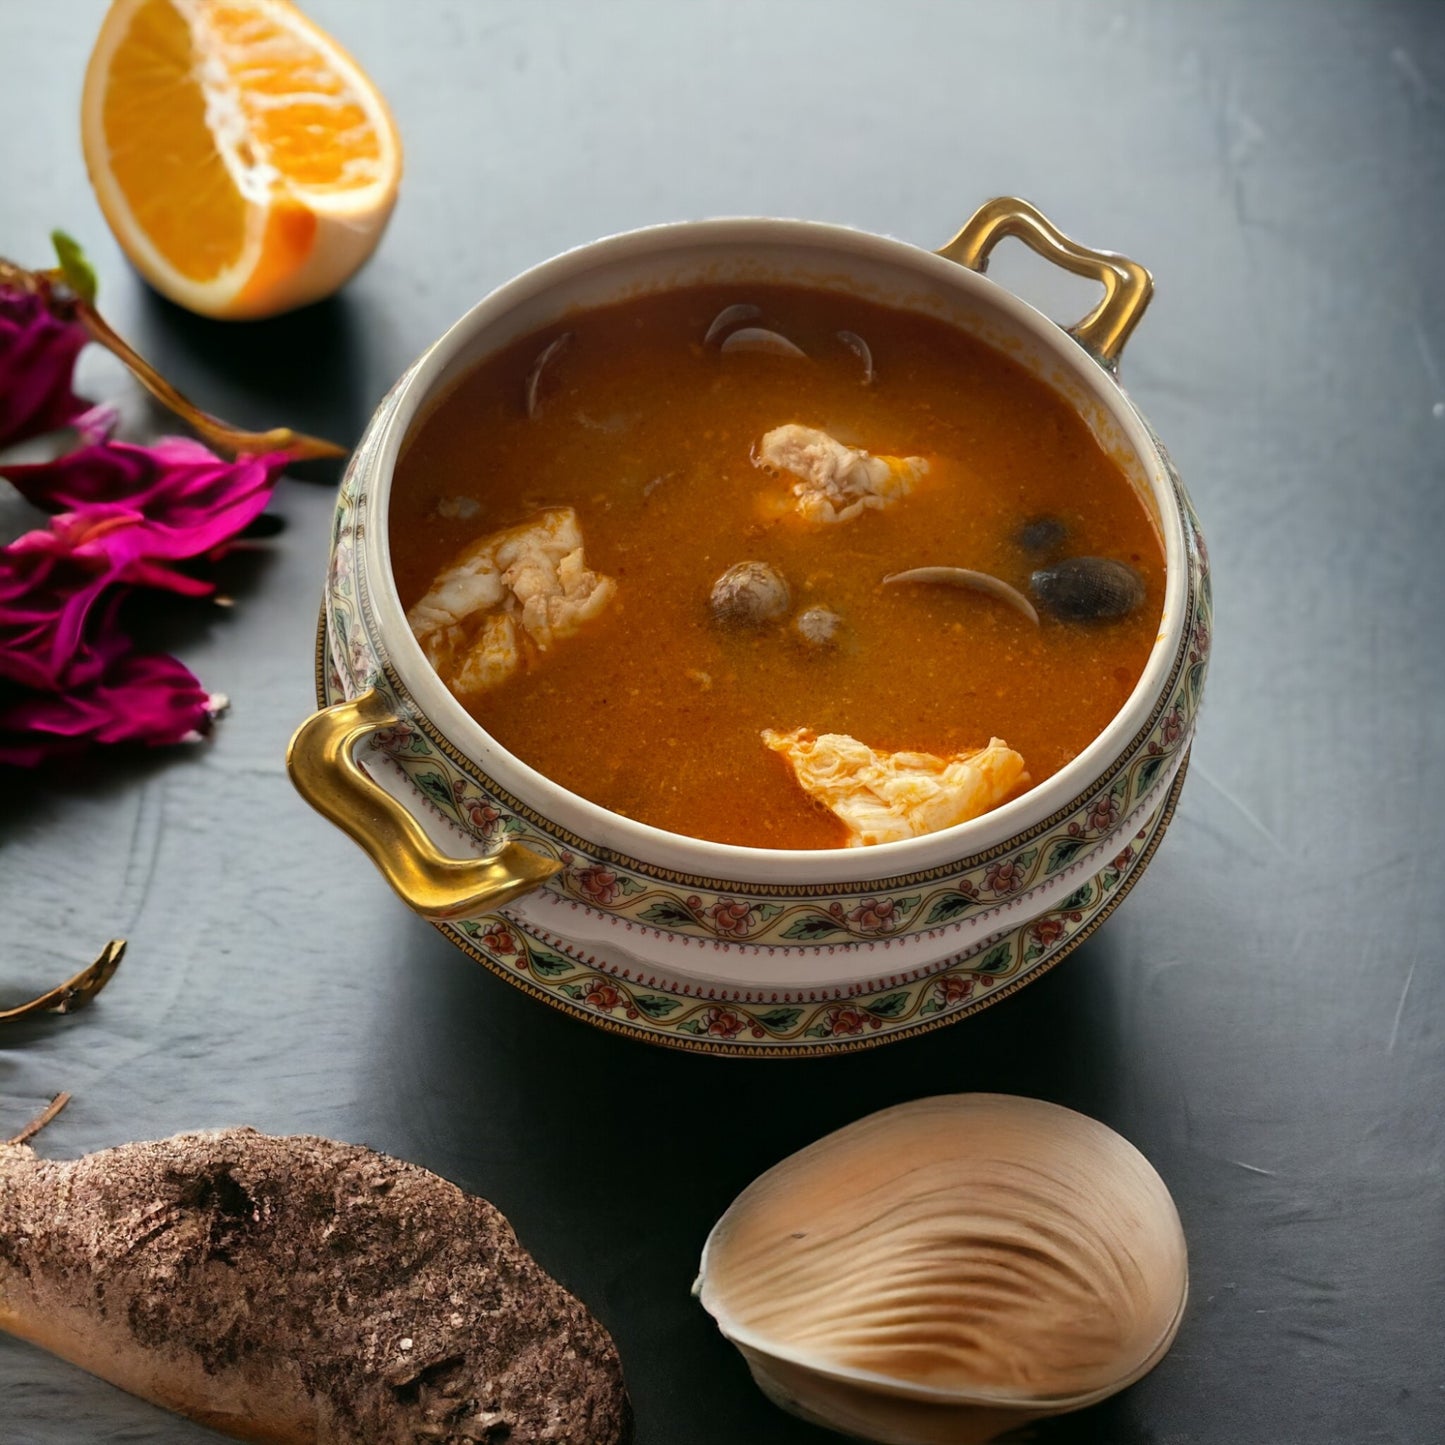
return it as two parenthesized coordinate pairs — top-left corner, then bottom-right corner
(287, 689), (561, 921)
(936, 196), (1153, 370)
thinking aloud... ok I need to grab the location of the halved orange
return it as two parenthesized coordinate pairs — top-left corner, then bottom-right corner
(81, 0), (402, 319)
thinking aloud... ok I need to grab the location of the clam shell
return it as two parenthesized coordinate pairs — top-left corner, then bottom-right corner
(1030, 556), (1145, 621)
(696, 1094), (1187, 1444)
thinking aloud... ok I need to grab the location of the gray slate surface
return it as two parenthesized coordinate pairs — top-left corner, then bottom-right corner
(3, 2), (1442, 1441)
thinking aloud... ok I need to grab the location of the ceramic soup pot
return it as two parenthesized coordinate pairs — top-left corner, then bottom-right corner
(289, 196), (1211, 1055)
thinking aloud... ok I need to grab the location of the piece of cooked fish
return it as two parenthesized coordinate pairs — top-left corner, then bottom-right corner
(755, 423), (928, 525)
(407, 507), (615, 696)
(761, 728), (1027, 846)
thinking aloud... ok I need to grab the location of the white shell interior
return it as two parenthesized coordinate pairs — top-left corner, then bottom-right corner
(362, 218), (1187, 887)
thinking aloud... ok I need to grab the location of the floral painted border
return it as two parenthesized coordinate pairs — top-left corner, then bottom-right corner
(317, 598), (1191, 1053)
(436, 768), (1186, 1054)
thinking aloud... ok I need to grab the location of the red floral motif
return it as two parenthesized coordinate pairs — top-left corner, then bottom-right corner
(574, 864), (622, 907)
(708, 899), (753, 936)
(1030, 918), (1066, 949)
(934, 974), (975, 1007)
(584, 979), (622, 1011)
(1087, 792), (1121, 833)
(848, 897), (901, 934)
(480, 923), (519, 956)
(458, 792), (501, 833)
(373, 720), (413, 750)
(824, 1005), (868, 1036)
(984, 858), (1026, 894)
(701, 1007), (745, 1040)
(1160, 704), (1184, 745)
(1113, 845), (1135, 871)
(1190, 618), (1211, 664)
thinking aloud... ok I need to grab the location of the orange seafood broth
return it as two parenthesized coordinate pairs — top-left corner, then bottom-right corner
(389, 285), (1165, 850)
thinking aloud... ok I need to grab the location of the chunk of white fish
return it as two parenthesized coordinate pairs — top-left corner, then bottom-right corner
(756, 423), (927, 525)
(761, 728), (1028, 846)
(408, 507), (615, 696)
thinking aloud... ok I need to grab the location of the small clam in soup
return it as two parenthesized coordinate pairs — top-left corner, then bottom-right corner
(389, 285), (1165, 850)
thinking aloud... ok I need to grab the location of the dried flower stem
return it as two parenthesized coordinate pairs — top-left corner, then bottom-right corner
(7, 1093), (71, 1147)
(0, 939), (125, 1023)
(0, 260), (343, 461)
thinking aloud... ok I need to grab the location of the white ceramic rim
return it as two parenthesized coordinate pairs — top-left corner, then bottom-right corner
(359, 217), (1187, 887)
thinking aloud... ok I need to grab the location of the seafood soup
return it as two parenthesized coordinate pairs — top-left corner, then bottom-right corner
(390, 285), (1165, 850)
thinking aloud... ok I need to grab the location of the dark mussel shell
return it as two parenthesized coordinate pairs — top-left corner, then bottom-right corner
(1030, 557), (1146, 621)
(1016, 515), (1068, 554)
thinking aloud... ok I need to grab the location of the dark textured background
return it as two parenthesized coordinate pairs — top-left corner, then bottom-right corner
(3, 2), (1443, 1441)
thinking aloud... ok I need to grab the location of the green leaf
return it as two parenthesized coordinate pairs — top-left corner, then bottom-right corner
(634, 994), (680, 1019)
(804, 1023), (833, 1039)
(674, 1017), (708, 1035)
(868, 991), (909, 1019)
(920, 998), (942, 1017)
(615, 875), (646, 896)
(894, 895), (920, 917)
(640, 900), (699, 930)
(754, 1007), (802, 1031)
(1060, 884), (1095, 912)
(1136, 754), (1166, 796)
(1016, 847), (1039, 871)
(781, 914), (844, 941)
(753, 902), (784, 921)
(528, 951), (574, 979)
(557, 983), (585, 1000)
(924, 891), (977, 926)
(974, 943), (1012, 974)
(1045, 837), (1088, 875)
(51, 230), (97, 304)
(412, 770), (453, 810)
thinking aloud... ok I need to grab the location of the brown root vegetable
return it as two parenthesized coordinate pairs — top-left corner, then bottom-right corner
(0, 1128), (631, 1444)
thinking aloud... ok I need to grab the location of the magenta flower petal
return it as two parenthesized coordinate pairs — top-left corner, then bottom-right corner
(0, 285), (89, 448)
(0, 517), (130, 690)
(2, 436), (289, 575)
(0, 640), (219, 766)
(0, 501), (226, 692)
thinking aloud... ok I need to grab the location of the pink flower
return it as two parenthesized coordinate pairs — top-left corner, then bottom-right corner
(0, 285), (88, 448)
(480, 923), (519, 956)
(1030, 918), (1066, 949)
(2, 431), (289, 587)
(0, 630), (217, 765)
(848, 897), (900, 935)
(824, 1005), (867, 1036)
(984, 858), (1026, 894)
(585, 980), (622, 1011)
(702, 1007), (745, 1040)
(934, 974), (976, 1007)
(574, 863), (621, 906)
(0, 516), (139, 690)
(708, 899), (753, 936)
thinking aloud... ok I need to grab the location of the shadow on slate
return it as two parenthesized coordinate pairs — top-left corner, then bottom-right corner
(132, 283), (372, 473)
(363, 907), (1135, 1443)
